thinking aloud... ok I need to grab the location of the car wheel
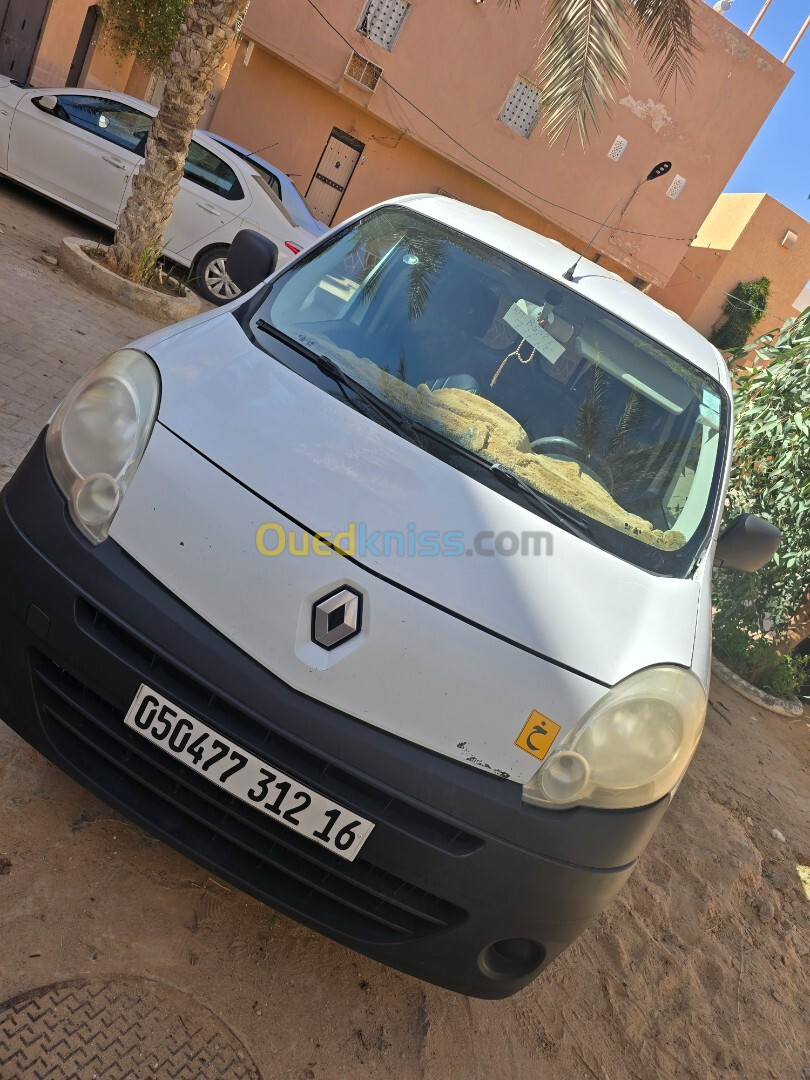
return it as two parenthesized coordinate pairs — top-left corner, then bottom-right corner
(195, 247), (242, 306)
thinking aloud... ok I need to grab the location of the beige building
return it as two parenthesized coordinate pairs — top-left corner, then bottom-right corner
(649, 193), (810, 341)
(1, 0), (797, 293)
(1, 0), (232, 127)
(207, 0), (792, 287)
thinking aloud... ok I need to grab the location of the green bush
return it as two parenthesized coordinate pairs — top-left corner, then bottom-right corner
(710, 277), (771, 352)
(101, 0), (188, 70)
(713, 623), (808, 698)
(712, 307), (810, 673)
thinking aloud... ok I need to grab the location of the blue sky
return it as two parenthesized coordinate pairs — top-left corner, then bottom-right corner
(716, 0), (809, 218)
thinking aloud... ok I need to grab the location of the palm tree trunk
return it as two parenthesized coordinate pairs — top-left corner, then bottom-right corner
(776, 586), (810, 654)
(109, 0), (246, 283)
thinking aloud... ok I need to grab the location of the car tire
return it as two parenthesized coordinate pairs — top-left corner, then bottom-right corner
(194, 246), (242, 306)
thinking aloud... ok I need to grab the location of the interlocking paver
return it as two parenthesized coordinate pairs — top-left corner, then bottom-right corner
(0, 178), (160, 487)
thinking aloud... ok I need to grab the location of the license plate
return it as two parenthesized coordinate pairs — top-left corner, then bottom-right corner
(124, 684), (374, 861)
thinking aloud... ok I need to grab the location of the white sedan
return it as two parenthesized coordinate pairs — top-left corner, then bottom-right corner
(0, 79), (318, 303)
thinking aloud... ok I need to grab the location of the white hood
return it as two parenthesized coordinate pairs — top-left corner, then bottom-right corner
(145, 312), (700, 688)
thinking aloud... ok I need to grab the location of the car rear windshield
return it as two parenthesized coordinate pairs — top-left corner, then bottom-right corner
(247, 206), (729, 576)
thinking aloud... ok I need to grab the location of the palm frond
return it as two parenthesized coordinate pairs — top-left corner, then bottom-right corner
(631, 0), (700, 94)
(575, 365), (608, 450)
(401, 233), (448, 321)
(606, 389), (645, 458)
(535, 0), (629, 147)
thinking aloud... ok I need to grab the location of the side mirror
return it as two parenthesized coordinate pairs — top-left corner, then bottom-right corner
(714, 513), (780, 573)
(36, 95), (58, 113)
(226, 229), (278, 294)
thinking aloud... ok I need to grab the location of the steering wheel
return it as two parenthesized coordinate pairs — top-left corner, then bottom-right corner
(530, 436), (614, 490)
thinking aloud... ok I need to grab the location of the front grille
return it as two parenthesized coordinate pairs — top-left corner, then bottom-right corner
(32, 653), (467, 944)
(75, 599), (482, 857)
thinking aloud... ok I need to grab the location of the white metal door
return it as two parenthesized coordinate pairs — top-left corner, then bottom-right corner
(305, 129), (364, 226)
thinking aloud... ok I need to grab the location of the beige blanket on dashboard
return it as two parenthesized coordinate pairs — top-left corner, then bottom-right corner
(330, 347), (684, 552)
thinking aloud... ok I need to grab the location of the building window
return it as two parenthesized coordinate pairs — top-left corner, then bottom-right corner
(344, 50), (383, 91)
(498, 76), (541, 138)
(357, 0), (411, 51)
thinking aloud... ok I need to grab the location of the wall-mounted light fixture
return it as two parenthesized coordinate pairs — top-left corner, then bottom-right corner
(563, 161), (672, 281)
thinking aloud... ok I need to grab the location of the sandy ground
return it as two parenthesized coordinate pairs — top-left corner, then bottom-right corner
(0, 178), (808, 1078)
(1, 680), (807, 1079)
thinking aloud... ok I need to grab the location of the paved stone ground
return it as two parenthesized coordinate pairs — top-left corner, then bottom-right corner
(0, 177), (159, 488)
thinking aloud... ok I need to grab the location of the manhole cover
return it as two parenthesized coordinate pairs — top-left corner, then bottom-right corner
(0, 976), (262, 1079)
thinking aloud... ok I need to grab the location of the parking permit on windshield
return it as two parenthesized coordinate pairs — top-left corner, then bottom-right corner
(503, 301), (566, 363)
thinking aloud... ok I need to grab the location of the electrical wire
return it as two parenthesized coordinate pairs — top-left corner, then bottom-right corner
(302, 0), (696, 243)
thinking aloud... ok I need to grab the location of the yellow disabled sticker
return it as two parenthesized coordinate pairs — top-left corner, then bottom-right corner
(515, 711), (561, 762)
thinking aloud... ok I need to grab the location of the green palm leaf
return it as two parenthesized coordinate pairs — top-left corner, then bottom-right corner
(535, 0), (629, 147)
(632, 0), (700, 92)
(500, 0), (699, 146)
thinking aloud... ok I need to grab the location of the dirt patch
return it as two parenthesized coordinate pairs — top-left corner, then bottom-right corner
(86, 246), (190, 300)
(58, 236), (201, 325)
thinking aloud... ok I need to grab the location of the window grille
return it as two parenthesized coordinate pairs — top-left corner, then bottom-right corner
(344, 50), (383, 91)
(357, 0), (411, 51)
(498, 76), (541, 138)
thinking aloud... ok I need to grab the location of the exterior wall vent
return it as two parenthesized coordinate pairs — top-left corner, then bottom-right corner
(357, 0), (411, 51)
(781, 229), (799, 250)
(666, 174), (687, 200)
(344, 51), (383, 92)
(607, 136), (628, 162)
(498, 76), (541, 138)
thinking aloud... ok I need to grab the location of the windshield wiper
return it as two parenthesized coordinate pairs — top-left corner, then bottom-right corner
(255, 319), (421, 446)
(404, 420), (594, 540)
(255, 319), (592, 540)
(488, 463), (594, 541)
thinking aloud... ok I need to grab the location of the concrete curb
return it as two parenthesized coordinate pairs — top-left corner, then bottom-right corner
(711, 656), (805, 717)
(58, 237), (201, 325)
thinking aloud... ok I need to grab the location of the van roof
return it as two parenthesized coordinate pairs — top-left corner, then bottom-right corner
(385, 194), (727, 384)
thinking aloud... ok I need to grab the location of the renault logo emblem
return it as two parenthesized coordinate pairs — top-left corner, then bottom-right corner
(312, 587), (363, 650)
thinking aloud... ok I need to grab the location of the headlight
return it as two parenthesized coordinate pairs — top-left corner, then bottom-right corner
(522, 666), (706, 810)
(45, 349), (160, 543)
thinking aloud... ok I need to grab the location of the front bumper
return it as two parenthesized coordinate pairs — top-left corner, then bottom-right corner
(0, 433), (669, 997)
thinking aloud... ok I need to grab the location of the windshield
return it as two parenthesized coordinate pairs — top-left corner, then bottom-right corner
(246, 206), (728, 576)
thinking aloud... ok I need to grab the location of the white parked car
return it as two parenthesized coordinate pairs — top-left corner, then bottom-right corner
(0, 196), (780, 997)
(0, 78), (318, 303)
(205, 132), (328, 239)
